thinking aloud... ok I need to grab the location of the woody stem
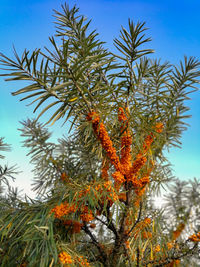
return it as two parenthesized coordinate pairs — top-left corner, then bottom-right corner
(82, 223), (108, 264)
(110, 181), (132, 265)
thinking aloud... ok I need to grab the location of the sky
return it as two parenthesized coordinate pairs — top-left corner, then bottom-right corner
(0, 0), (200, 197)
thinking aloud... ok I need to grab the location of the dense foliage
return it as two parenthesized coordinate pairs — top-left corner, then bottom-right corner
(0, 4), (200, 266)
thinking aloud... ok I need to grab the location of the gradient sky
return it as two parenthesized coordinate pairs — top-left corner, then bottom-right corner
(0, 0), (200, 197)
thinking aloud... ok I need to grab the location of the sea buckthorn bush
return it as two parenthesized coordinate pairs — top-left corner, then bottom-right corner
(1, 3), (200, 267)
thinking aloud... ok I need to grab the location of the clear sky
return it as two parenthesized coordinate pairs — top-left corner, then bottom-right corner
(0, 0), (200, 197)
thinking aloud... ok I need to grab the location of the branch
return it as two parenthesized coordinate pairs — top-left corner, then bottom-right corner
(94, 216), (108, 227)
(141, 243), (199, 266)
(82, 223), (107, 264)
(118, 181), (131, 235)
(136, 247), (140, 267)
(69, 69), (92, 113)
(110, 182), (132, 264)
(105, 206), (119, 238)
(127, 201), (142, 236)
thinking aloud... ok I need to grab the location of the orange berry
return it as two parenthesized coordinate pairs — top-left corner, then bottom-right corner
(154, 244), (160, 253)
(155, 122), (164, 133)
(61, 172), (68, 182)
(58, 251), (73, 264)
(89, 223), (96, 229)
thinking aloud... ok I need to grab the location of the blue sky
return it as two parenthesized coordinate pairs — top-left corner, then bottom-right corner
(0, 0), (200, 197)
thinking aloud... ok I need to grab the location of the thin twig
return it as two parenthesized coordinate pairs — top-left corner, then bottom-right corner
(136, 247), (140, 267)
(69, 69), (92, 113)
(82, 223), (107, 264)
(94, 216), (108, 227)
(127, 201), (142, 236)
(105, 206), (119, 238)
